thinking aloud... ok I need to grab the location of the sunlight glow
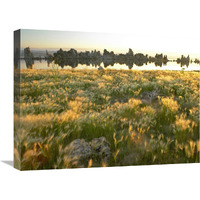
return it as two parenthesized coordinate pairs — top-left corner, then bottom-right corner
(21, 29), (200, 58)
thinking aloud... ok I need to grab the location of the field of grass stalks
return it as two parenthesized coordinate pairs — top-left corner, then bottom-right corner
(14, 69), (199, 170)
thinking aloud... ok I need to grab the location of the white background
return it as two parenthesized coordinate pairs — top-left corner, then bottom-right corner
(0, 0), (199, 199)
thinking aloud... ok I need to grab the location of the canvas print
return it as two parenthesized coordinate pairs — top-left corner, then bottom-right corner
(14, 29), (200, 170)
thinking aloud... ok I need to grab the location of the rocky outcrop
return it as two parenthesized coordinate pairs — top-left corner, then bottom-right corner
(134, 53), (148, 66)
(89, 49), (101, 60)
(155, 53), (163, 60)
(98, 66), (104, 70)
(177, 55), (190, 67)
(126, 48), (134, 58)
(141, 88), (159, 104)
(24, 47), (34, 69)
(89, 137), (111, 163)
(63, 139), (92, 167)
(53, 48), (102, 68)
(51, 48), (171, 68)
(45, 50), (54, 60)
(53, 48), (78, 68)
(63, 137), (111, 168)
(103, 49), (115, 60)
(149, 54), (168, 67)
(194, 58), (200, 64)
(23, 47), (196, 69)
(45, 50), (54, 66)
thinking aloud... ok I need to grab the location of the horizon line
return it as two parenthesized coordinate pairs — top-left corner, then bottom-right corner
(20, 47), (200, 59)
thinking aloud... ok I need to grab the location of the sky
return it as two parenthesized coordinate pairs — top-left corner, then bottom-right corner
(21, 29), (200, 59)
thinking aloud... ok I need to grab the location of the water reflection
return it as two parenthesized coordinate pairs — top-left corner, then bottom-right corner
(22, 57), (185, 70)
(21, 47), (200, 70)
(24, 47), (34, 69)
(20, 59), (200, 71)
(176, 55), (190, 68)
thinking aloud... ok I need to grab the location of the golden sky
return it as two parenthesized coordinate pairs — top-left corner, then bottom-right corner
(21, 29), (200, 58)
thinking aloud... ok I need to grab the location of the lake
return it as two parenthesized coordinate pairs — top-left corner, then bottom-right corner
(20, 59), (200, 71)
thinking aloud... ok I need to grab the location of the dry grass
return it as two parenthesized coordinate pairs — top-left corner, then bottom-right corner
(14, 69), (199, 170)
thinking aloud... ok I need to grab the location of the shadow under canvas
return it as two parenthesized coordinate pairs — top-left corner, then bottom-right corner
(1, 161), (13, 167)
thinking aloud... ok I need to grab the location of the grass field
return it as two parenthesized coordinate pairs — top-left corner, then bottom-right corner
(14, 69), (199, 170)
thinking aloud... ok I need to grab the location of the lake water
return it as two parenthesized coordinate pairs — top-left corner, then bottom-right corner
(20, 60), (200, 71)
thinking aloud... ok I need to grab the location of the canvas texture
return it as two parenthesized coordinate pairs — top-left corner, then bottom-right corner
(14, 29), (200, 170)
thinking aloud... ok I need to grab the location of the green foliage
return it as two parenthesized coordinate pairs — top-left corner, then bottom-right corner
(15, 69), (199, 170)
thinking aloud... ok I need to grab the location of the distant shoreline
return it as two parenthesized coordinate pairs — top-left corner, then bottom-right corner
(20, 48), (200, 60)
